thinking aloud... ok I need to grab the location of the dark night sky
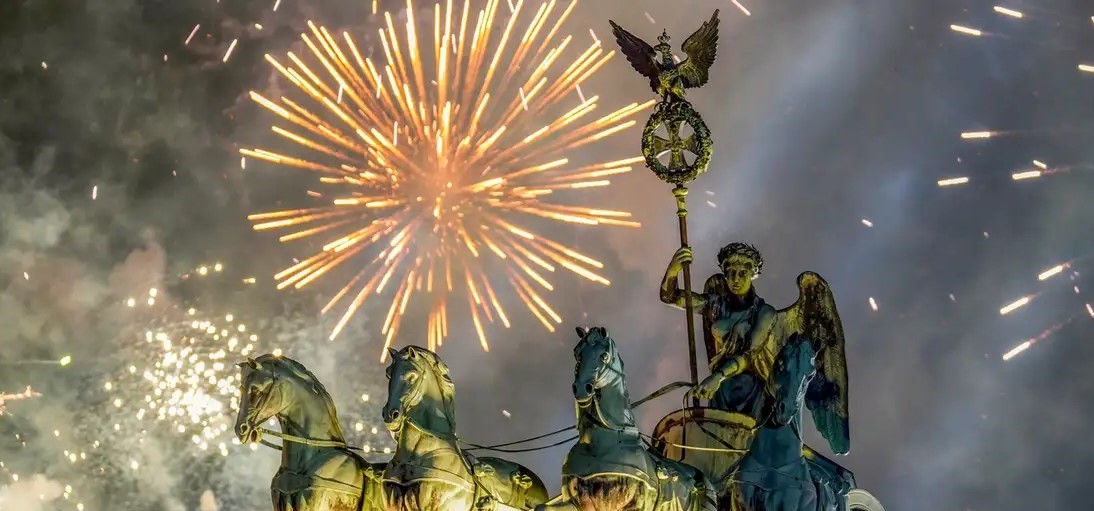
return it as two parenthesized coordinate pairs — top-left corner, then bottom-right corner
(1, 0), (1092, 510)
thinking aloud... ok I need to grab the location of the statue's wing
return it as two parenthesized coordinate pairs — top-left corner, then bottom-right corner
(609, 20), (660, 90)
(778, 271), (850, 455)
(677, 10), (720, 89)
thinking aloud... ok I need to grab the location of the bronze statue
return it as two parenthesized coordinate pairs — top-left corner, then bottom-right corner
(234, 355), (386, 511)
(381, 346), (549, 511)
(660, 243), (851, 454)
(538, 327), (715, 511)
(610, 11), (720, 103)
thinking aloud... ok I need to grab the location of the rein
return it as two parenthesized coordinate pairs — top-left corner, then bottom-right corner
(256, 427), (357, 451)
(249, 380), (696, 454)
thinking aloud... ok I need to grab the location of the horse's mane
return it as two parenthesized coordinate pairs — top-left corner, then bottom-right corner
(401, 346), (457, 423)
(255, 354), (345, 439)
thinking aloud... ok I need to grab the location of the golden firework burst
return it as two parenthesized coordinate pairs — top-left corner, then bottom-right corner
(241, 0), (651, 359)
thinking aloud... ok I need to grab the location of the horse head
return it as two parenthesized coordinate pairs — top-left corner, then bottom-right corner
(382, 346), (457, 437)
(572, 326), (624, 404)
(234, 354), (342, 445)
(769, 337), (818, 427)
(234, 355), (289, 444)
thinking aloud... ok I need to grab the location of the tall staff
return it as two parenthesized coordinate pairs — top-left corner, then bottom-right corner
(609, 11), (720, 405)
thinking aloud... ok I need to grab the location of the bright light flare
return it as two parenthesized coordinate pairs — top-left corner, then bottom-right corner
(1038, 263), (1068, 281)
(992, 6), (1023, 18)
(1002, 341), (1030, 361)
(0, 386), (41, 416)
(243, 1), (646, 354)
(937, 176), (969, 187)
(1000, 295), (1032, 315)
(1012, 170), (1041, 180)
(1079, 64), (1094, 74)
(961, 131), (993, 139)
(1001, 319), (1074, 360)
(950, 25), (983, 37)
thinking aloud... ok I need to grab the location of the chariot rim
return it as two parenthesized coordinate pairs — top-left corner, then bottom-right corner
(846, 488), (885, 511)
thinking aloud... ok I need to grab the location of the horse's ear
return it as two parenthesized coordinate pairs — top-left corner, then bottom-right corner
(250, 357), (263, 371)
(387, 348), (398, 361)
(575, 326), (587, 338)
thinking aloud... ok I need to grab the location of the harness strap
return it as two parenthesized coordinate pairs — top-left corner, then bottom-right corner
(259, 427), (353, 449)
(252, 379), (697, 455)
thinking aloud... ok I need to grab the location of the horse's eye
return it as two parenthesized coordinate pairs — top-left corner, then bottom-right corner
(404, 372), (418, 383)
(600, 352), (611, 364)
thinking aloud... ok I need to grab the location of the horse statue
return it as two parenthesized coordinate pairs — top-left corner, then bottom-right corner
(381, 346), (550, 511)
(539, 327), (715, 511)
(234, 354), (386, 511)
(729, 338), (884, 511)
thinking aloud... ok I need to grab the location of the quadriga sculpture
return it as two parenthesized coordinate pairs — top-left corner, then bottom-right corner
(381, 346), (549, 511)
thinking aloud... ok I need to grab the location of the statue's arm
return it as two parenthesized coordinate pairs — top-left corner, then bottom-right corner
(710, 305), (777, 380)
(659, 248), (708, 311)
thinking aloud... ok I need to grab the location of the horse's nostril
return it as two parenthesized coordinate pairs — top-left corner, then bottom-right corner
(584, 383), (594, 394)
(388, 409), (400, 420)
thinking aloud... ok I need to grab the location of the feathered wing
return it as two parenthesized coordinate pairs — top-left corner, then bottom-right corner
(776, 272), (851, 455)
(609, 20), (660, 92)
(677, 10), (720, 89)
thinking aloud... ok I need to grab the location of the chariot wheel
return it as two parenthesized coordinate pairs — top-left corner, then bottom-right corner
(640, 100), (713, 185)
(846, 488), (885, 511)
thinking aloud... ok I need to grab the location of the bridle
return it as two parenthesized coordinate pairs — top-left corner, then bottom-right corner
(242, 370), (354, 452)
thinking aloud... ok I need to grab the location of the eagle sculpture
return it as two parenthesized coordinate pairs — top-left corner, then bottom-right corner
(608, 10), (720, 102)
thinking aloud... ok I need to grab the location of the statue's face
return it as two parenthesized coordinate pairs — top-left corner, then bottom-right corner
(720, 255), (757, 296)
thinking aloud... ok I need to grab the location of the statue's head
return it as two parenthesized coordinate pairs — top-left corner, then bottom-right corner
(716, 242), (763, 296)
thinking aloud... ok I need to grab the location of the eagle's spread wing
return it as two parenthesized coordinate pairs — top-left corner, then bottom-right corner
(777, 272), (850, 455)
(609, 20), (660, 92)
(677, 10), (720, 89)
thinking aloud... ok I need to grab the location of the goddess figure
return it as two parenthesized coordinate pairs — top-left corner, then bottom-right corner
(660, 242), (772, 417)
(659, 242), (851, 455)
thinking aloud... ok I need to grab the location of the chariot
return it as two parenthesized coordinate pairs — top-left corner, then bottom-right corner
(652, 408), (885, 511)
